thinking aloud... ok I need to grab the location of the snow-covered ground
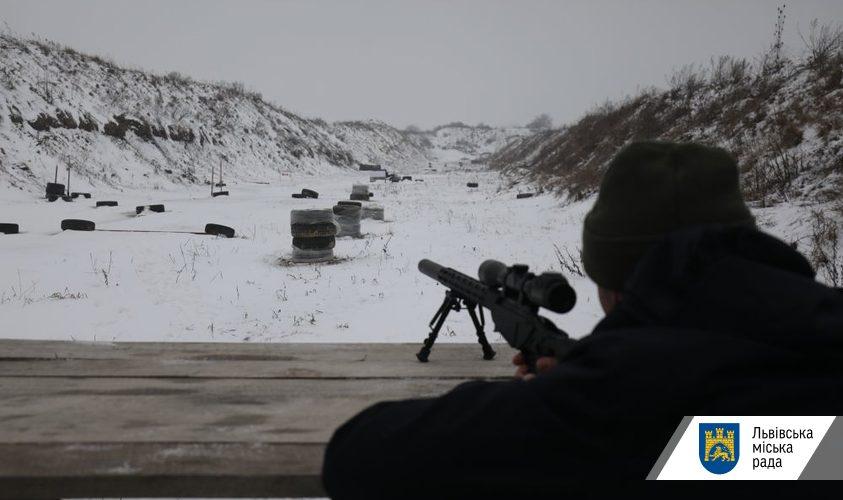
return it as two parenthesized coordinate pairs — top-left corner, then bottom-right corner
(1, 161), (832, 345)
(0, 166), (608, 344)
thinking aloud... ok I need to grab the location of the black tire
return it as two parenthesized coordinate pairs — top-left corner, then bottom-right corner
(70, 192), (80, 199)
(61, 219), (95, 231)
(46, 182), (65, 196)
(291, 222), (337, 238)
(291, 193), (305, 199)
(292, 236), (336, 250)
(333, 204), (362, 216)
(47, 195), (59, 202)
(290, 209), (334, 225)
(349, 193), (369, 201)
(205, 223), (235, 238)
(82, 193), (92, 199)
(467, 182), (479, 188)
(402, 176), (412, 180)
(0, 223), (19, 235)
(337, 200), (362, 207)
(516, 193), (535, 199)
(61, 196), (74, 202)
(301, 189), (319, 199)
(149, 204), (165, 213)
(212, 191), (229, 197)
(135, 206), (145, 214)
(96, 201), (118, 207)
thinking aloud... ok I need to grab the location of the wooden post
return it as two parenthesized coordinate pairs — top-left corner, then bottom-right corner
(210, 162), (214, 196)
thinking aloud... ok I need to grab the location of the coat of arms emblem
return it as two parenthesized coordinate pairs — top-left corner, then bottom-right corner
(699, 423), (739, 474)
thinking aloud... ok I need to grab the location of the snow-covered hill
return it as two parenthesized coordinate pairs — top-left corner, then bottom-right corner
(1, 34), (523, 194)
(330, 120), (432, 171)
(424, 123), (530, 165)
(489, 50), (843, 208)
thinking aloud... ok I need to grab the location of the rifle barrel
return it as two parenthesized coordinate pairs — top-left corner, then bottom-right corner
(418, 259), (444, 280)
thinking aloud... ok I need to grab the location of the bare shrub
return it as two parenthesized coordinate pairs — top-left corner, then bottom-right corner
(710, 56), (751, 90)
(669, 64), (707, 101)
(800, 20), (843, 71)
(554, 244), (584, 277)
(809, 211), (841, 286)
(746, 135), (806, 204)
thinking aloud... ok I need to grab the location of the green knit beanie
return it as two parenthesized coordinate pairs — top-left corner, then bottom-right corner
(582, 141), (755, 291)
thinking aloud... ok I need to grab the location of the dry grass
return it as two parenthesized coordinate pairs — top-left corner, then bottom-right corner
(489, 20), (843, 207)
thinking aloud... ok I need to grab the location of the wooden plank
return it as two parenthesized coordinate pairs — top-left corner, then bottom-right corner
(0, 339), (508, 361)
(0, 340), (516, 379)
(0, 377), (472, 443)
(0, 341), (518, 498)
(0, 340), (512, 498)
(0, 443), (325, 498)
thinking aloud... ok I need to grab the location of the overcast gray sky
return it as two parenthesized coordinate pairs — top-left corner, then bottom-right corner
(2, 0), (842, 129)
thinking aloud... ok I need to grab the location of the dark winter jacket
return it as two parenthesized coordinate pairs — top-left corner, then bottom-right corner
(322, 226), (843, 498)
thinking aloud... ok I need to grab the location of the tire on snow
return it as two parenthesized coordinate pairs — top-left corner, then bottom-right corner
(96, 201), (118, 207)
(204, 223), (235, 238)
(0, 223), (19, 235)
(301, 189), (319, 199)
(61, 219), (95, 231)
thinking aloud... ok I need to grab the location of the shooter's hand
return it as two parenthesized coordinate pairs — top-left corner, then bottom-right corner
(512, 352), (558, 380)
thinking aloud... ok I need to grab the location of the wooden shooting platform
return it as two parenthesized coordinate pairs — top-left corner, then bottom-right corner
(0, 340), (514, 498)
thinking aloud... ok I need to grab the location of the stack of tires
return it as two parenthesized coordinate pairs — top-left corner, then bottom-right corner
(291, 209), (337, 262)
(333, 203), (362, 238)
(350, 184), (371, 201)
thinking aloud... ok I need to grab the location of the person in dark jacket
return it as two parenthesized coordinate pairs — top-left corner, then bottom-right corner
(322, 142), (843, 498)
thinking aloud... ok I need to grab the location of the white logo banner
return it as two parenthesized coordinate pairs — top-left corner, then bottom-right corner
(655, 416), (835, 480)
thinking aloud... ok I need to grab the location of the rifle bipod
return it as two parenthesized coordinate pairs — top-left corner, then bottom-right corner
(416, 290), (496, 362)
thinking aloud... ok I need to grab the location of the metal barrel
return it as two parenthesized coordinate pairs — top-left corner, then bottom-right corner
(418, 259), (444, 280)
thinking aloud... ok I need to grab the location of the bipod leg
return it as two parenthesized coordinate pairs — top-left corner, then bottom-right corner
(467, 303), (495, 360)
(417, 293), (458, 362)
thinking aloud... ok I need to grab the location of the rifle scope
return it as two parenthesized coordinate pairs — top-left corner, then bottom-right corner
(478, 260), (576, 314)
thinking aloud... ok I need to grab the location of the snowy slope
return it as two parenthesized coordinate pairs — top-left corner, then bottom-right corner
(330, 120), (432, 171)
(0, 34), (366, 193)
(426, 124), (530, 165)
(489, 53), (843, 206)
(0, 34), (511, 195)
